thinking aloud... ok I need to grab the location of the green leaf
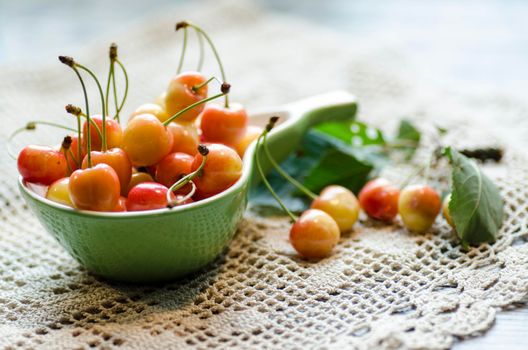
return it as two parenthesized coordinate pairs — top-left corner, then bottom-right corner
(394, 119), (421, 158)
(444, 147), (504, 247)
(316, 120), (386, 146)
(249, 130), (375, 214)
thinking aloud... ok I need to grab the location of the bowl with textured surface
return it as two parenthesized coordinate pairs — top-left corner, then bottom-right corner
(19, 91), (357, 283)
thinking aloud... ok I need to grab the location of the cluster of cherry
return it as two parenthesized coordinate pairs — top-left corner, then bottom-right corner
(16, 22), (262, 212)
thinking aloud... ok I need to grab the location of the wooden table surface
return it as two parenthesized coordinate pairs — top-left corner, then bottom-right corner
(1, 0), (526, 348)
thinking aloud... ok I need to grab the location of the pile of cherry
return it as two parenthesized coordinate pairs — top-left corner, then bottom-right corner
(256, 118), (454, 259)
(16, 22), (261, 213)
(14, 21), (454, 260)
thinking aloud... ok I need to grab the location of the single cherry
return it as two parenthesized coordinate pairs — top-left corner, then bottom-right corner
(398, 184), (441, 233)
(155, 152), (193, 192)
(234, 125), (263, 157)
(18, 146), (68, 185)
(69, 163), (120, 211)
(81, 148), (132, 195)
(164, 71), (208, 122)
(200, 103), (248, 146)
(311, 185), (360, 233)
(359, 178), (400, 222)
(290, 209), (340, 259)
(166, 122), (199, 156)
(122, 114), (174, 166)
(46, 177), (74, 207)
(191, 143), (243, 198)
(126, 182), (175, 211)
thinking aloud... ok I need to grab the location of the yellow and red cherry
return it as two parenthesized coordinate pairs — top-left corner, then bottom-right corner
(81, 148), (132, 195)
(358, 178), (400, 222)
(191, 143), (243, 198)
(234, 125), (263, 157)
(69, 163), (120, 211)
(126, 182), (175, 211)
(200, 103), (248, 146)
(155, 152), (193, 192)
(442, 193), (455, 228)
(164, 72), (208, 122)
(311, 185), (360, 233)
(112, 196), (127, 212)
(18, 145), (68, 185)
(82, 115), (123, 152)
(122, 114), (174, 166)
(46, 177), (74, 207)
(167, 122), (199, 156)
(398, 184), (441, 233)
(290, 209), (340, 259)
(129, 103), (169, 124)
(127, 171), (154, 195)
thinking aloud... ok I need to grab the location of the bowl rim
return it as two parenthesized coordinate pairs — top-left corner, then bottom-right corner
(18, 106), (290, 218)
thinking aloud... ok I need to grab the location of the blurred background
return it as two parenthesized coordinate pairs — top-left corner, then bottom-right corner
(1, 0), (527, 98)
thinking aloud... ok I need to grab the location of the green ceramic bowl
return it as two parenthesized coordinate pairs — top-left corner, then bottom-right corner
(19, 91), (357, 283)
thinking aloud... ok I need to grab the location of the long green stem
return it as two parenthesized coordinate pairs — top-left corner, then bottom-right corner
(105, 60), (113, 116)
(166, 149), (208, 206)
(162, 92), (226, 126)
(112, 65), (119, 120)
(177, 27), (188, 74)
(76, 63), (107, 151)
(187, 23), (229, 108)
(255, 135), (298, 222)
(195, 27), (204, 71)
(262, 132), (317, 200)
(115, 59), (129, 120)
(71, 66), (92, 167)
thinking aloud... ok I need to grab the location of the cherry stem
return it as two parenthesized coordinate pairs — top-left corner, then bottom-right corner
(6, 121), (75, 160)
(112, 65), (119, 121)
(75, 63), (107, 151)
(162, 90), (228, 126)
(195, 27), (204, 71)
(262, 131), (318, 200)
(104, 59), (113, 116)
(115, 59), (129, 120)
(185, 22), (229, 108)
(68, 148), (79, 168)
(177, 27), (188, 74)
(167, 180), (196, 209)
(165, 145), (209, 205)
(192, 76), (220, 92)
(255, 134), (298, 222)
(61, 137), (74, 173)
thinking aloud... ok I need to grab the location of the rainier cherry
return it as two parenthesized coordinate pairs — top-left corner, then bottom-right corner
(234, 125), (263, 157)
(126, 182), (175, 211)
(398, 184), (441, 233)
(81, 148), (132, 196)
(18, 146), (68, 185)
(442, 193), (455, 228)
(112, 196), (127, 212)
(122, 114), (174, 166)
(200, 102), (248, 146)
(69, 163), (120, 211)
(164, 71), (208, 122)
(191, 143), (243, 198)
(290, 209), (340, 259)
(46, 177), (74, 207)
(166, 122), (199, 156)
(311, 185), (360, 232)
(359, 178), (400, 222)
(155, 152), (193, 191)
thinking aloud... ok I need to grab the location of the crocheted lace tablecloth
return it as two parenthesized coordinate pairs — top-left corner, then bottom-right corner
(0, 1), (527, 349)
